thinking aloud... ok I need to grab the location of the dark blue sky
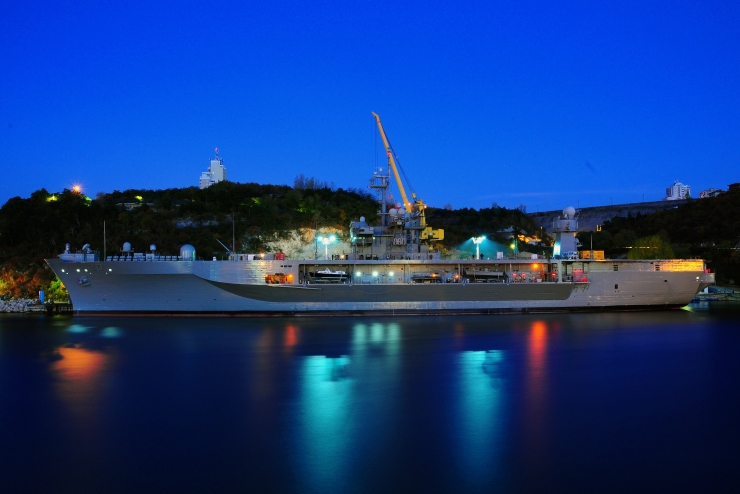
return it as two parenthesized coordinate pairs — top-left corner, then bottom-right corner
(2, 1), (739, 212)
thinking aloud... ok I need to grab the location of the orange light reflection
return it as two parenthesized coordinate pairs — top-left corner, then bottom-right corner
(529, 321), (547, 372)
(524, 320), (549, 466)
(285, 325), (298, 348)
(53, 346), (106, 383)
(51, 345), (111, 433)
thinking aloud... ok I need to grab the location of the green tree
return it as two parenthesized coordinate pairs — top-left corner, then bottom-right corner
(628, 235), (675, 260)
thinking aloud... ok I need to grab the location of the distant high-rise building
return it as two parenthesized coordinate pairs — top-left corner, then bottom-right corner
(664, 180), (690, 201)
(199, 148), (227, 189)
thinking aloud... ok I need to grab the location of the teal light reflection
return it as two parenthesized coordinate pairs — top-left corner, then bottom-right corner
(296, 355), (354, 491)
(67, 324), (91, 334)
(457, 350), (505, 483)
(353, 323), (367, 345)
(370, 323), (384, 343)
(99, 327), (123, 338)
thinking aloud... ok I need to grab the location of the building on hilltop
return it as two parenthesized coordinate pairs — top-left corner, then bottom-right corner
(664, 180), (690, 201)
(199, 148), (227, 189)
(699, 187), (724, 199)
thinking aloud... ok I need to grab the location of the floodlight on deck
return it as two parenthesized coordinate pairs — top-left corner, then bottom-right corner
(318, 235), (336, 259)
(472, 236), (486, 258)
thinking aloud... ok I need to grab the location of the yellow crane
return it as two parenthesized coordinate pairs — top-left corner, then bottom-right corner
(372, 112), (413, 212)
(371, 112), (443, 242)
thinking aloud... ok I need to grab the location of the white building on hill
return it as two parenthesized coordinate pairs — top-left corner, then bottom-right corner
(200, 148), (227, 189)
(664, 180), (690, 201)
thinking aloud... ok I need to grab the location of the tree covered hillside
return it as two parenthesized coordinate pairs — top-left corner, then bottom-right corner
(0, 182), (377, 299)
(576, 186), (740, 284)
(0, 181), (539, 299)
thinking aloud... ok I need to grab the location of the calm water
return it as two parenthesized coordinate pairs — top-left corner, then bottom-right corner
(1, 304), (739, 493)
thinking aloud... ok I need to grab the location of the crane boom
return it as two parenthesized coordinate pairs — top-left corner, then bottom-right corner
(372, 112), (412, 211)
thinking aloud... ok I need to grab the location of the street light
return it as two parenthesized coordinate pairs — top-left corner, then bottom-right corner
(472, 236), (485, 259)
(317, 234), (336, 260)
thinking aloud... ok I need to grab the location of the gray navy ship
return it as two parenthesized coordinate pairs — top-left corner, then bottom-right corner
(45, 206), (714, 315)
(46, 114), (714, 314)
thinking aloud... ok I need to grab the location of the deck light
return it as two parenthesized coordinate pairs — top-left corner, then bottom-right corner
(318, 235), (336, 260)
(372, 271), (378, 277)
(472, 236), (485, 259)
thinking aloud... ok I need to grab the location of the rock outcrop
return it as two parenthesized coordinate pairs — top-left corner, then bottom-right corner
(0, 299), (34, 312)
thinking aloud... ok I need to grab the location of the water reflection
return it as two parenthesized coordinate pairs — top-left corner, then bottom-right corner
(250, 326), (278, 407)
(67, 323), (91, 334)
(457, 350), (505, 483)
(51, 343), (113, 440)
(352, 322), (401, 357)
(53, 345), (107, 382)
(293, 321), (403, 491)
(296, 355), (355, 491)
(99, 326), (122, 338)
(524, 320), (549, 464)
(284, 324), (298, 349)
(1, 310), (733, 492)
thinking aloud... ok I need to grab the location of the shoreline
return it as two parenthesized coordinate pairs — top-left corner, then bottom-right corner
(0, 299), (37, 313)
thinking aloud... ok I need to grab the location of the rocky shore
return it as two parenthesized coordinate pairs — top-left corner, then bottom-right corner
(0, 299), (35, 313)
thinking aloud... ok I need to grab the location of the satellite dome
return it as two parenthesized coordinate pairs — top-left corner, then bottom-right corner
(389, 208), (398, 216)
(398, 207), (406, 215)
(180, 244), (196, 261)
(563, 206), (576, 218)
(150, 244), (157, 252)
(122, 242), (132, 252)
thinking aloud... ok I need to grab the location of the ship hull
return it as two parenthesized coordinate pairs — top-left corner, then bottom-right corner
(46, 258), (711, 315)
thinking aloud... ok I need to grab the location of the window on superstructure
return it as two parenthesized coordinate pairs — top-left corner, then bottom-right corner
(613, 265), (619, 271)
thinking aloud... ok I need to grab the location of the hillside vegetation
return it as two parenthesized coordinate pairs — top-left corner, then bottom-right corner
(576, 187), (740, 284)
(3, 181), (738, 299)
(0, 181), (538, 299)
